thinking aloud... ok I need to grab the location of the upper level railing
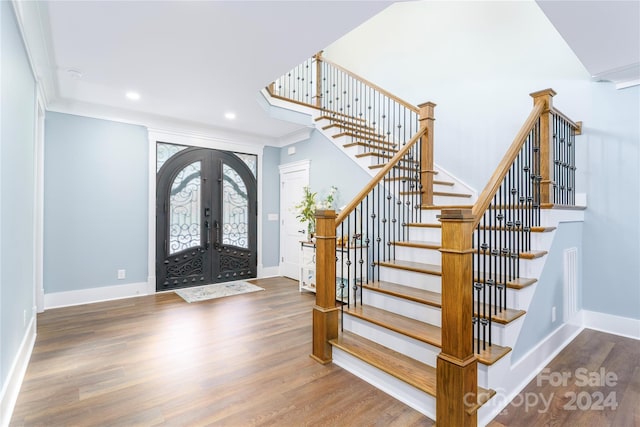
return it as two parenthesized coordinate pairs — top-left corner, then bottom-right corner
(269, 52), (424, 169)
(436, 89), (581, 424)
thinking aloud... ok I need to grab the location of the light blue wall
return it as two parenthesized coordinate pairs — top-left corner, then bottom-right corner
(280, 130), (371, 209)
(512, 221), (583, 361)
(0, 0), (37, 388)
(581, 85), (640, 320)
(261, 146), (280, 267)
(44, 112), (148, 293)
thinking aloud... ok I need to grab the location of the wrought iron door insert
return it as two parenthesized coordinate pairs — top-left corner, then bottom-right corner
(156, 146), (257, 291)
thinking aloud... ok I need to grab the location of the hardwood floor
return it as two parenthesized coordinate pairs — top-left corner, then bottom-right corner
(10, 277), (638, 426)
(489, 329), (640, 427)
(10, 277), (433, 427)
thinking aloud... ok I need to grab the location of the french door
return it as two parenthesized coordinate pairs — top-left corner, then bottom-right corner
(156, 147), (257, 291)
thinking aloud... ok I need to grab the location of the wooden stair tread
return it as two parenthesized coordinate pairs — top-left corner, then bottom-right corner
(356, 152), (395, 160)
(316, 115), (373, 129)
(541, 203), (587, 210)
(434, 191), (472, 198)
(323, 123), (382, 138)
(364, 280), (525, 324)
(476, 306), (527, 325)
(330, 330), (437, 396)
(369, 163), (419, 172)
(421, 204), (474, 210)
(332, 331), (497, 409)
(392, 240), (440, 250)
(363, 280), (441, 307)
(334, 132), (392, 145)
(343, 305), (511, 365)
(407, 222), (441, 228)
(478, 225), (556, 232)
(474, 274), (537, 290)
(477, 248), (548, 259)
(344, 141), (398, 151)
(317, 110), (367, 123)
(376, 260), (442, 276)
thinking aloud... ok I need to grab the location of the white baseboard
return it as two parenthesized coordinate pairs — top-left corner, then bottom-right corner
(478, 322), (583, 426)
(580, 309), (640, 340)
(44, 281), (151, 309)
(257, 265), (280, 278)
(0, 315), (36, 427)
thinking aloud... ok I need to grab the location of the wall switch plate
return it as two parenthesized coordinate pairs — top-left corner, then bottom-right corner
(117, 269), (126, 280)
(551, 306), (556, 322)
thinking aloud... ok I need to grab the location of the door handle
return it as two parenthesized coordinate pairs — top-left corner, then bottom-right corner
(205, 220), (211, 249)
(298, 229), (305, 233)
(214, 220), (221, 251)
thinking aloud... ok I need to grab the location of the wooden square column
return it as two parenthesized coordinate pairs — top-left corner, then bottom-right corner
(437, 209), (478, 426)
(530, 88), (556, 206)
(310, 209), (339, 364)
(418, 102), (436, 207)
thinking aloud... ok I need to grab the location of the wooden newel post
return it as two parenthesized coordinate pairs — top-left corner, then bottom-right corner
(418, 102), (436, 206)
(314, 51), (324, 108)
(530, 88), (556, 206)
(310, 209), (338, 364)
(437, 209), (478, 427)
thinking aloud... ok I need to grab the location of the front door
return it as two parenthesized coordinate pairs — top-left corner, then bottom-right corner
(156, 147), (257, 291)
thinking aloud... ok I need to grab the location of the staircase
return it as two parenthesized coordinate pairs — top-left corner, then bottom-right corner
(266, 54), (583, 426)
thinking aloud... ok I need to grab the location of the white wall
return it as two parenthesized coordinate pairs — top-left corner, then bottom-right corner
(323, 0), (640, 320)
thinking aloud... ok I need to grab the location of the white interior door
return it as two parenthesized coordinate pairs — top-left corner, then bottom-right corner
(279, 160), (310, 280)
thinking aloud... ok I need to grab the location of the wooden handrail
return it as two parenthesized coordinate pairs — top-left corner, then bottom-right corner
(551, 106), (581, 133)
(470, 102), (545, 227)
(319, 55), (420, 114)
(335, 127), (428, 225)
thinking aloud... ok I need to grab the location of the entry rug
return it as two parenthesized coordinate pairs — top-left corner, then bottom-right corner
(175, 281), (264, 303)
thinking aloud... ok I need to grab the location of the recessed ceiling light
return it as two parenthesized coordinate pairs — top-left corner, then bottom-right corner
(126, 91), (140, 101)
(224, 112), (236, 120)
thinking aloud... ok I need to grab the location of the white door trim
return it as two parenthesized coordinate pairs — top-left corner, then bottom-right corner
(279, 159), (311, 277)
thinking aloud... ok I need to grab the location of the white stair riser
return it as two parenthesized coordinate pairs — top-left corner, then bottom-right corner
(474, 282), (537, 311)
(433, 194), (473, 205)
(477, 353), (512, 390)
(343, 315), (439, 366)
(378, 266), (441, 293)
(420, 210), (441, 223)
(363, 291), (442, 327)
(394, 245), (441, 264)
(332, 347), (436, 419)
(472, 315), (525, 349)
(406, 226), (441, 243)
(472, 254), (546, 279)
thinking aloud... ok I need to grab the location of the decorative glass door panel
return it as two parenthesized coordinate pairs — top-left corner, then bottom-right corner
(222, 163), (248, 248)
(157, 148), (257, 291)
(169, 161), (201, 254)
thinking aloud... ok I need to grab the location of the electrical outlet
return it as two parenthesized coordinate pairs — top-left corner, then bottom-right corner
(551, 306), (557, 322)
(117, 269), (126, 280)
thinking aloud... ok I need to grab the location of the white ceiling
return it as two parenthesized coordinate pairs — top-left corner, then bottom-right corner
(13, 1), (639, 146)
(14, 0), (393, 145)
(536, 0), (640, 89)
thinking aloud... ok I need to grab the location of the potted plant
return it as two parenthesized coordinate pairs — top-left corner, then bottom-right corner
(294, 186), (338, 241)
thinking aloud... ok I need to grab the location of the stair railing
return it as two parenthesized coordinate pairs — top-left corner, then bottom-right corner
(311, 121), (433, 364)
(268, 52), (436, 203)
(436, 89), (582, 426)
